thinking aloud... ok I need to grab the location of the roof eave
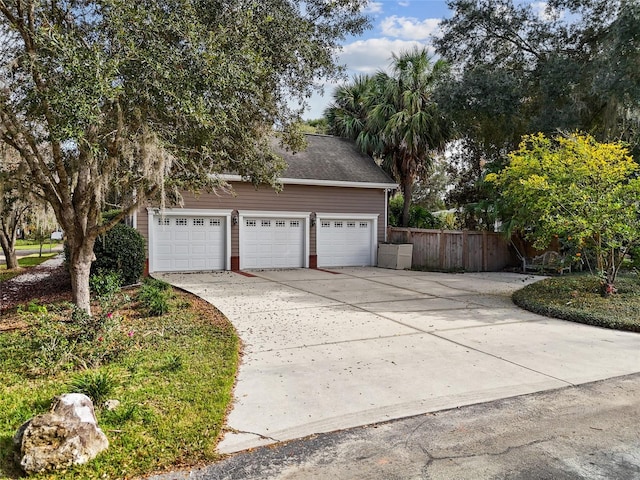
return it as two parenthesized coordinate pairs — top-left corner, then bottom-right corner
(215, 174), (398, 190)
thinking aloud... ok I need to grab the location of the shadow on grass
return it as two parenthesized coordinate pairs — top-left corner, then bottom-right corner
(0, 434), (23, 479)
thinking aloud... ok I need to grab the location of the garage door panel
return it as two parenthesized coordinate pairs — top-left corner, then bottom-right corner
(173, 231), (189, 241)
(318, 218), (373, 267)
(156, 232), (172, 242)
(152, 214), (226, 272)
(156, 244), (171, 255)
(174, 244), (190, 255)
(174, 259), (190, 270)
(191, 245), (206, 255)
(155, 259), (171, 270)
(191, 231), (207, 242)
(241, 216), (305, 269)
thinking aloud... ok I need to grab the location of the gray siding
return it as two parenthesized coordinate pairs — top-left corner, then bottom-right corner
(138, 182), (387, 260)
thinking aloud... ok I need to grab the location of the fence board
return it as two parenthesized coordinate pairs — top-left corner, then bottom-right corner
(387, 228), (514, 272)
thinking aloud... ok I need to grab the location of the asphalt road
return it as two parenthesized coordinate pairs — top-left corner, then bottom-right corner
(150, 373), (640, 480)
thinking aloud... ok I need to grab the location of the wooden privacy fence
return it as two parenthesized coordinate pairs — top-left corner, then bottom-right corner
(387, 227), (515, 272)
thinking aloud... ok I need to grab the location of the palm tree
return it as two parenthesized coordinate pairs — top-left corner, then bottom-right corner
(325, 47), (451, 227)
(325, 75), (379, 154)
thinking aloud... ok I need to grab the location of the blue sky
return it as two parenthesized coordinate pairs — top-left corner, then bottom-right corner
(301, 0), (452, 119)
(302, 0), (547, 119)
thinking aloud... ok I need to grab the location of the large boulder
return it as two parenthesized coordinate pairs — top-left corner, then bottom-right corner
(13, 393), (109, 475)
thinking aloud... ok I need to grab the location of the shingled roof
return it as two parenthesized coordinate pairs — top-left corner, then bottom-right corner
(272, 134), (396, 186)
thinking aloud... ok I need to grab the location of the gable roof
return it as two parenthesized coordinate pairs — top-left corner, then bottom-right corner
(271, 134), (396, 188)
(218, 134), (398, 189)
(274, 134), (396, 188)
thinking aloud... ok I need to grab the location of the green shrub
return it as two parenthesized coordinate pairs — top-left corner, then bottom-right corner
(17, 305), (135, 372)
(389, 194), (443, 229)
(101, 209), (123, 225)
(24, 311), (74, 374)
(18, 301), (48, 315)
(512, 274), (640, 332)
(71, 305), (102, 341)
(409, 205), (443, 229)
(68, 370), (117, 406)
(90, 270), (122, 300)
(138, 282), (171, 316)
(143, 277), (171, 291)
(628, 246), (640, 270)
(92, 224), (146, 286)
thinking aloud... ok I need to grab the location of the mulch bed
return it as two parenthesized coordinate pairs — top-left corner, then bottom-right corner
(0, 263), (72, 319)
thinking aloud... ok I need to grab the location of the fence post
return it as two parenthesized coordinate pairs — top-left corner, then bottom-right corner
(462, 230), (469, 271)
(482, 231), (488, 271)
(439, 230), (445, 270)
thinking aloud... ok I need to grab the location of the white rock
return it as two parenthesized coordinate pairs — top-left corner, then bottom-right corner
(103, 399), (121, 411)
(14, 393), (109, 475)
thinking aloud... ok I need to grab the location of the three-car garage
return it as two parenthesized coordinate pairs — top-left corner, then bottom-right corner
(146, 209), (379, 273)
(140, 133), (397, 274)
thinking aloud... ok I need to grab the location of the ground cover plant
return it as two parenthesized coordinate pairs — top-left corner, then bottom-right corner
(0, 281), (239, 479)
(513, 272), (640, 332)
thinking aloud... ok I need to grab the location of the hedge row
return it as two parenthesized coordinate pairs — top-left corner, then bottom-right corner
(512, 281), (640, 333)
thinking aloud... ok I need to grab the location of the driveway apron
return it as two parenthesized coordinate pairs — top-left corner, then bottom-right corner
(155, 268), (640, 454)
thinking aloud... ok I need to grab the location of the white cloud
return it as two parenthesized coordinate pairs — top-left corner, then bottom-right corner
(398, 1), (410, 6)
(364, 1), (383, 14)
(338, 37), (430, 74)
(380, 15), (441, 40)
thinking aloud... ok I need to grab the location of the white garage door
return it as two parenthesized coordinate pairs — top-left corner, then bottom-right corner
(152, 215), (226, 272)
(241, 217), (305, 269)
(317, 218), (374, 267)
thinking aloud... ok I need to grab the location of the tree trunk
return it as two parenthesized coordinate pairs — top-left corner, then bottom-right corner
(68, 238), (97, 315)
(4, 249), (18, 270)
(401, 177), (413, 227)
(0, 233), (19, 270)
(600, 281), (617, 298)
(1, 245), (18, 269)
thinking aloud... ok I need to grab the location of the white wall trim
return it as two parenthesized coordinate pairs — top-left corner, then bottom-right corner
(384, 189), (389, 242)
(147, 208), (232, 273)
(146, 207), (233, 217)
(147, 209), (155, 273)
(316, 213), (380, 266)
(216, 174), (398, 190)
(238, 211), (311, 269)
(239, 210), (312, 219)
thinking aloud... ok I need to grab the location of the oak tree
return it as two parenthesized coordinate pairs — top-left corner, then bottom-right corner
(0, 0), (368, 313)
(435, 0), (640, 225)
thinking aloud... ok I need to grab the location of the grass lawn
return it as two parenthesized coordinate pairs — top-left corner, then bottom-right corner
(0, 253), (60, 282)
(13, 239), (63, 251)
(0, 284), (239, 479)
(513, 272), (640, 332)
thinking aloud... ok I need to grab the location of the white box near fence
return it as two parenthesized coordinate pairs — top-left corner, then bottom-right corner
(377, 243), (413, 270)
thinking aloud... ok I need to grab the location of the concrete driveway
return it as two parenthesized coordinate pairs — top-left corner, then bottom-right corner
(155, 267), (640, 454)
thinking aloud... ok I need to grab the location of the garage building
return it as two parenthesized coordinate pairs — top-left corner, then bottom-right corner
(136, 134), (397, 273)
